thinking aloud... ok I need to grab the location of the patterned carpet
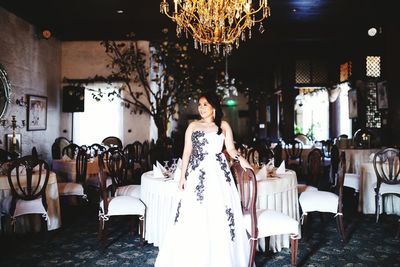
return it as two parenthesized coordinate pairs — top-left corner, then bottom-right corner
(0, 203), (399, 267)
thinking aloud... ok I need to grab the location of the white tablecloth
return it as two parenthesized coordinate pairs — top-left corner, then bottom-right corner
(140, 171), (180, 247)
(256, 169), (300, 252)
(342, 148), (380, 174)
(52, 158), (100, 182)
(0, 171), (61, 232)
(359, 162), (400, 215)
(140, 169), (300, 252)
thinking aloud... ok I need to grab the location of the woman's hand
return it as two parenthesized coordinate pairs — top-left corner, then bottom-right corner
(178, 178), (186, 191)
(239, 157), (253, 171)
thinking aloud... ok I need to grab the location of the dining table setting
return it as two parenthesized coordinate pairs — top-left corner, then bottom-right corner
(140, 158), (300, 252)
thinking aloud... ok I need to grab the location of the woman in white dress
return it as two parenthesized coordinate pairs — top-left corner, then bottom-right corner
(155, 91), (253, 267)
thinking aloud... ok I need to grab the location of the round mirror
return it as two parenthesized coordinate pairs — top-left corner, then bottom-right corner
(0, 64), (11, 119)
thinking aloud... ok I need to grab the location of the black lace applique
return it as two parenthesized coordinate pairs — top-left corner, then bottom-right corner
(216, 153), (231, 184)
(186, 131), (209, 177)
(174, 200), (182, 224)
(225, 207), (236, 242)
(194, 169), (206, 203)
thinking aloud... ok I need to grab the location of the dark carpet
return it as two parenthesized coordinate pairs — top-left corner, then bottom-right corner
(0, 202), (399, 267)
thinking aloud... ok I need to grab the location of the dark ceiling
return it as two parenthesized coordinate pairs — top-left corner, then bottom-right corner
(1, 0), (396, 85)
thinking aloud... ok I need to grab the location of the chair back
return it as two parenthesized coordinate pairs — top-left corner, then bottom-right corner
(51, 137), (71, 159)
(75, 148), (88, 184)
(321, 140), (334, 159)
(99, 148), (128, 195)
(230, 162), (257, 267)
(284, 141), (303, 162)
(62, 143), (80, 159)
(334, 152), (346, 214)
(294, 133), (310, 145)
(101, 136), (123, 149)
(88, 143), (106, 157)
(373, 148), (400, 188)
(124, 141), (143, 164)
(98, 151), (110, 214)
(246, 148), (260, 167)
(7, 156), (50, 215)
(307, 148), (323, 188)
(142, 140), (150, 171)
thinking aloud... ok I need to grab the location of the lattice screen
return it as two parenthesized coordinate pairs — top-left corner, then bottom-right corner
(365, 81), (382, 128)
(366, 56), (381, 78)
(295, 60), (329, 84)
(296, 60), (311, 84)
(313, 61), (328, 84)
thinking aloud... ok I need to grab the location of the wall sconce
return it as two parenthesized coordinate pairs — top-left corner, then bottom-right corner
(16, 96), (27, 107)
(1, 115), (25, 144)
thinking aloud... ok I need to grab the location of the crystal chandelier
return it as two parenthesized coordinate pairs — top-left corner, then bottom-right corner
(217, 56), (238, 99)
(160, 0), (271, 55)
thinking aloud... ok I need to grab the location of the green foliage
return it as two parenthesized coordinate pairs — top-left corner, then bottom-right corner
(294, 124), (303, 136)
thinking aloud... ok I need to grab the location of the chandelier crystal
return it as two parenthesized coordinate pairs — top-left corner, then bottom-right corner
(217, 56), (238, 99)
(160, 0), (271, 55)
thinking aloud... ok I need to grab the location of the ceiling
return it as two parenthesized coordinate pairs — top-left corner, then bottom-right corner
(1, 0), (396, 85)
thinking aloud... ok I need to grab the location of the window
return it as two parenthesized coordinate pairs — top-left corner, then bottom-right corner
(294, 88), (329, 141)
(73, 83), (123, 146)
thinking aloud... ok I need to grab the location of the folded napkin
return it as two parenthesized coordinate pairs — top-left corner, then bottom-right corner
(156, 161), (167, 173)
(153, 164), (164, 178)
(255, 164), (267, 181)
(276, 161), (286, 174)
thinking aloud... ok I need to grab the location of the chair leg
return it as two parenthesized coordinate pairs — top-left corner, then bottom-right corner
(301, 213), (308, 238)
(263, 236), (271, 254)
(248, 237), (257, 267)
(139, 216), (144, 246)
(98, 218), (107, 248)
(336, 214), (346, 244)
(375, 193), (381, 223)
(290, 237), (298, 267)
(396, 220), (400, 239)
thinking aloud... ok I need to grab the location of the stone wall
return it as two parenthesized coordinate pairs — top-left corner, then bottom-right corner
(0, 7), (62, 161)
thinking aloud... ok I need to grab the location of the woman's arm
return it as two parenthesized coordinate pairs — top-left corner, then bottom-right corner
(222, 121), (252, 170)
(178, 122), (195, 190)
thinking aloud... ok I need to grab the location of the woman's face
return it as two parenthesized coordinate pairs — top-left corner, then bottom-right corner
(198, 97), (214, 120)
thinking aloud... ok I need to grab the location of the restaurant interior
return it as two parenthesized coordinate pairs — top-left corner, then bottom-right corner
(0, 0), (399, 266)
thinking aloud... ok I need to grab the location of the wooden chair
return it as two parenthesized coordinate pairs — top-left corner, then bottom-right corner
(0, 148), (17, 163)
(299, 151), (346, 243)
(297, 148), (324, 194)
(2, 156), (50, 232)
(373, 148), (400, 225)
(123, 141), (144, 184)
(88, 143), (106, 158)
(99, 149), (141, 198)
(98, 150), (145, 248)
(294, 133), (310, 145)
(62, 143), (80, 159)
(101, 136), (123, 149)
(284, 141), (303, 177)
(231, 162), (299, 267)
(57, 147), (89, 202)
(51, 137), (71, 159)
(141, 140), (150, 171)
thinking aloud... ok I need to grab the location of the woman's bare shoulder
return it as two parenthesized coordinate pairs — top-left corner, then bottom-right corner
(187, 120), (201, 132)
(221, 120), (231, 129)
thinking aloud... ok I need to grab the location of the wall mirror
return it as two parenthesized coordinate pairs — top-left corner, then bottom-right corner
(0, 64), (11, 119)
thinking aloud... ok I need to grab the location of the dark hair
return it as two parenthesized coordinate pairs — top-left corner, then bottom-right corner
(198, 91), (224, 135)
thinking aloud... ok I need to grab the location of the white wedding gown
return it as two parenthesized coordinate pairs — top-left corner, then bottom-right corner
(155, 130), (250, 267)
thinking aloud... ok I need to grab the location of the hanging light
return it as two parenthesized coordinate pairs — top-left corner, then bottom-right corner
(160, 0), (271, 55)
(217, 55), (238, 102)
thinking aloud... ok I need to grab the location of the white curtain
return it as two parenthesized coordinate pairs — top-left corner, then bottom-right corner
(73, 83), (123, 146)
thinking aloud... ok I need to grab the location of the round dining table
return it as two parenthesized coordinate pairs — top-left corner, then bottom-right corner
(140, 168), (300, 252)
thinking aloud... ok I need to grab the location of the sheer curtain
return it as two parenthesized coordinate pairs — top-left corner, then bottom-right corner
(73, 84), (123, 146)
(301, 89), (329, 141)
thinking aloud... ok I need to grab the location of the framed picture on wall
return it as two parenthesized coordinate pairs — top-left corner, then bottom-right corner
(348, 89), (358, 118)
(5, 133), (22, 156)
(27, 95), (47, 131)
(377, 81), (388, 109)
